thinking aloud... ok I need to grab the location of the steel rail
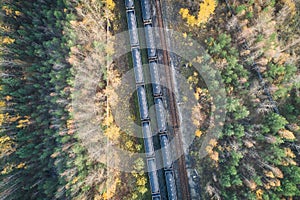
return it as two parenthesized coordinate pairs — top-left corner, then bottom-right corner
(154, 0), (191, 199)
(125, 1), (162, 199)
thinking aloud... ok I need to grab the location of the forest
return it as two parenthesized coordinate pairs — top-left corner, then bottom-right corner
(0, 0), (299, 200)
(0, 0), (149, 199)
(177, 0), (300, 199)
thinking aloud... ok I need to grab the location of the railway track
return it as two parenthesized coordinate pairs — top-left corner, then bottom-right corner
(139, 0), (178, 199)
(125, 0), (192, 199)
(154, 0), (191, 199)
(125, 1), (162, 199)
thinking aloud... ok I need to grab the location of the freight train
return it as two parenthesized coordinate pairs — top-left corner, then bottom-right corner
(125, 0), (178, 199)
(125, 1), (161, 199)
(139, 0), (178, 199)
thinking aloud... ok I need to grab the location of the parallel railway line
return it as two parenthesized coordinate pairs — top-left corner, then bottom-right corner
(125, 0), (191, 199)
(125, 1), (162, 199)
(139, 0), (178, 199)
(126, 0), (297, 199)
(154, 0), (191, 199)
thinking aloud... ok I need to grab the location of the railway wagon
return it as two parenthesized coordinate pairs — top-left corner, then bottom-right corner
(141, 0), (152, 22)
(137, 85), (149, 121)
(125, 1), (163, 200)
(154, 97), (166, 132)
(142, 121), (155, 157)
(125, 0), (134, 9)
(165, 171), (177, 200)
(131, 48), (144, 84)
(144, 24), (156, 59)
(147, 158), (160, 195)
(126, 10), (139, 47)
(149, 61), (162, 96)
(152, 194), (161, 200)
(160, 134), (173, 169)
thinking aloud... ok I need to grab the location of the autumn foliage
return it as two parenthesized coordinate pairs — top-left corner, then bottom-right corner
(179, 0), (217, 26)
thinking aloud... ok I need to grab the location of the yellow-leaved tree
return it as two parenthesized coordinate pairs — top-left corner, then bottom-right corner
(179, 0), (217, 27)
